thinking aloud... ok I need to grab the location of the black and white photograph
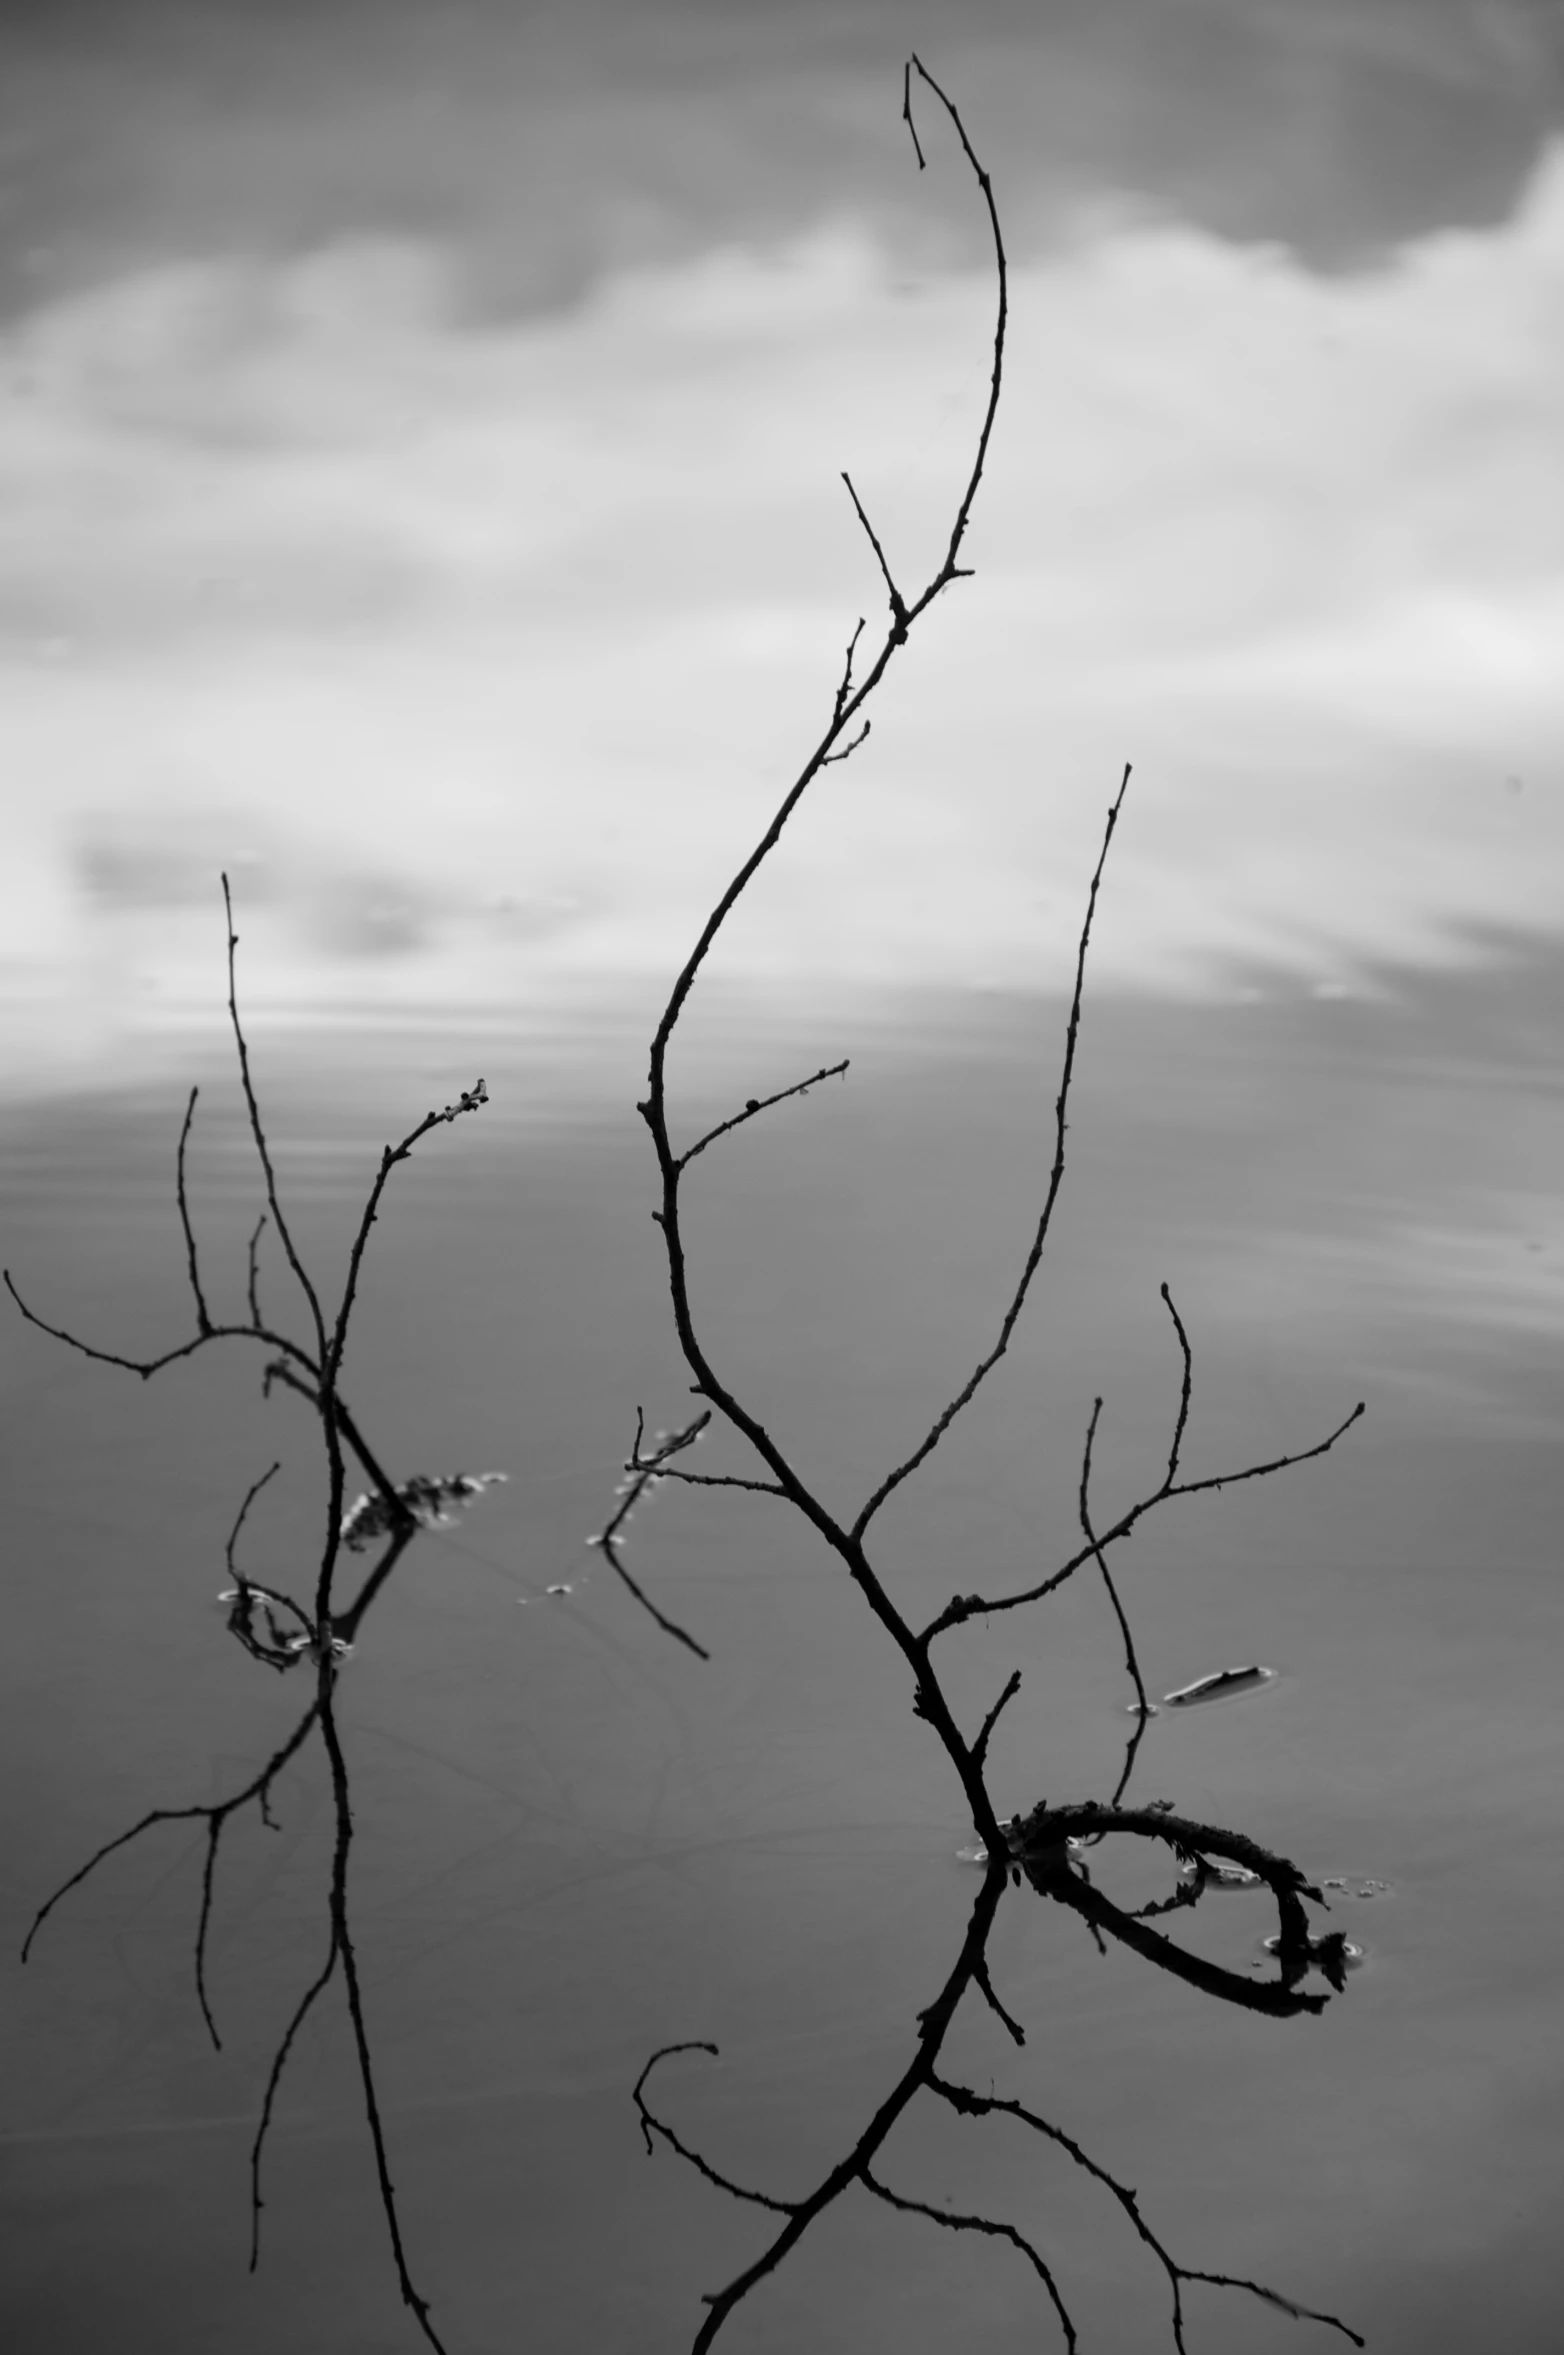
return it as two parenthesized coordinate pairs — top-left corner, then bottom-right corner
(3, 5), (1562, 2350)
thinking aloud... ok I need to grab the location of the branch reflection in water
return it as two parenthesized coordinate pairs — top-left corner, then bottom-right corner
(631, 55), (1365, 2355)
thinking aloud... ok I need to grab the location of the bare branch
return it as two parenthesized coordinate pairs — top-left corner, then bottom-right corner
(632, 63), (1027, 1884)
(597, 1535), (710, 1661)
(853, 767), (1130, 1542)
(218, 1463), (315, 1677)
(1158, 1282), (1195, 1485)
(222, 872), (329, 1365)
(841, 471), (908, 638)
(336, 1526), (421, 1646)
(327, 1081), (488, 1387)
(920, 1310), (1363, 1644)
(901, 58), (927, 170)
(641, 57), (1006, 1097)
(21, 1700), (320, 2033)
(971, 1943), (1026, 2047)
(860, 2165), (1077, 2350)
(832, 616), (867, 720)
(1177, 2269), (1364, 2349)
(907, 52), (1008, 583)
(633, 2045), (794, 2213)
(318, 1665), (450, 2351)
(928, 2072), (1365, 2351)
(821, 721), (870, 767)
(3, 1270), (318, 1387)
(679, 1863), (1010, 2349)
(250, 1938), (340, 2269)
(332, 1394), (420, 1527)
(1015, 1802), (1324, 1923)
(175, 1087), (213, 1335)
(680, 1061), (850, 1172)
(1079, 1397), (1152, 1721)
(246, 1213), (267, 1327)
(1166, 1400), (1365, 1507)
(587, 1413), (713, 1659)
(19, 870), (497, 2344)
(1036, 1863), (1328, 2020)
(617, 61), (1362, 2355)
(1108, 1701), (1154, 1811)
(226, 1460), (281, 1571)
(647, 1824), (1359, 2351)
(1012, 1802), (1353, 2019)
(970, 1668), (1022, 1773)
(652, 1467), (788, 1498)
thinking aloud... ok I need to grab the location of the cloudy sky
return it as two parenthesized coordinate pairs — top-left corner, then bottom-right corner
(2, 0), (1562, 1088)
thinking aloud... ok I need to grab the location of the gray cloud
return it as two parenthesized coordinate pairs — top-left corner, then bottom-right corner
(73, 805), (446, 960)
(1, 0), (1561, 329)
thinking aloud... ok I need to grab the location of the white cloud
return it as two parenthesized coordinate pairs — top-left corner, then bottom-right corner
(2, 143), (1564, 1090)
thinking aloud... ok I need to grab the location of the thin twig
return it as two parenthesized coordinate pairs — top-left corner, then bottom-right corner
(821, 721), (871, 767)
(598, 1533), (711, 1662)
(971, 1944), (1026, 2046)
(250, 1938), (340, 2267)
(641, 61), (1007, 1110)
(1157, 1281), (1196, 1485)
(861, 2166), (1076, 2350)
(21, 1701), (321, 2037)
(928, 2072), (1364, 2351)
(246, 1213), (267, 1327)
(921, 1331), (1363, 1645)
(832, 617), (866, 720)
(852, 765), (1131, 1543)
(841, 471), (908, 636)
(651, 1467), (788, 1498)
(670, 1861), (1012, 2352)
(970, 1668), (1022, 1773)
(589, 1412), (713, 1659)
(679, 1061), (850, 1172)
(222, 872), (329, 1366)
(901, 58), (927, 170)
(176, 1087), (213, 1334)
(634, 2046), (795, 2214)
(1109, 1702), (1154, 1810)
(327, 1081), (489, 1388)
(1079, 1397), (1152, 1720)
(2, 1271), (318, 1386)
(318, 1662), (450, 2351)
(225, 1461), (282, 1574)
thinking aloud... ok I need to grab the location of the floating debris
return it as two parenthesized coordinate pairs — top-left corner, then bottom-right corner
(1261, 1933), (1365, 1970)
(1321, 1876), (1393, 1900)
(1183, 1859), (1262, 1892)
(1162, 1665), (1276, 1708)
(958, 1831), (1093, 1868)
(341, 1471), (508, 1552)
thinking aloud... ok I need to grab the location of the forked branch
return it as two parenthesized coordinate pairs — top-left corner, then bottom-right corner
(631, 56), (1365, 2355)
(11, 885), (514, 2355)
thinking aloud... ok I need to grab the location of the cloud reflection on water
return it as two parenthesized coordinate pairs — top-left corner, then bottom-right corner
(2, 122), (1563, 1090)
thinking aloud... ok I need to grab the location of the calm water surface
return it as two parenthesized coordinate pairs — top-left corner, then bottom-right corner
(4, 966), (1563, 2354)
